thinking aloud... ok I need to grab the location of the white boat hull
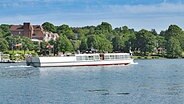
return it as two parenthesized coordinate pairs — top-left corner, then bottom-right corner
(26, 57), (134, 67)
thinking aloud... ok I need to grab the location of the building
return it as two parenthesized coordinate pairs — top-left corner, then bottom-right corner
(10, 22), (58, 41)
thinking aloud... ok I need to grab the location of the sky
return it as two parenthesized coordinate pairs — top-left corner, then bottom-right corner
(0, 0), (184, 32)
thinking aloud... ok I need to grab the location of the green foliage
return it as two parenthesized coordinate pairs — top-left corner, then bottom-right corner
(5, 36), (34, 51)
(135, 29), (156, 55)
(57, 24), (75, 39)
(71, 40), (81, 51)
(0, 38), (9, 52)
(87, 35), (112, 52)
(21, 36), (35, 51)
(166, 37), (182, 58)
(58, 35), (74, 53)
(0, 24), (10, 38)
(79, 38), (88, 51)
(96, 22), (112, 33)
(1, 22), (184, 58)
(95, 22), (113, 40)
(112, 36), (123, 52)
(42, 22), (56, 32)
(165, 25), (184, 50)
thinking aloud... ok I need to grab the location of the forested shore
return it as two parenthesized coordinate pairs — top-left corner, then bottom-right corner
(0, 22), (184, 60)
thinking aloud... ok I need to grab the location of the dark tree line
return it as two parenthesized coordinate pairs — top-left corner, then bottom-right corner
(0, 22), (184, 58)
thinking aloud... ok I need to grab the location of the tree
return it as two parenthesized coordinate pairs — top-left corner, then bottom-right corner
(151, 29), (158, 36)
(166, 37), (182, 58)
(71, 40), (81, 51)
(165, 25), (184, 50)
(40, 40), (49, 55)
(96, 22), (112, 33)
(87, 35), (112, 52)
(48, 39), (58, 56)
(135, 29), (156, 55)
(5, 36), (17, 50)
(58, 35), (74, 53)
(96, 35), (113, 52)
(79, 38), (88, 52)
(155, 35), (166, 54)
(57, 24), (75, 40)
(21, 36), (34, 51)
(0, 38), (9, 52)
(95, 22), (113, 40)
(0, 24), (10, 38)
(121, 26), (136, 52)
(112, 26), (135, 52)
(42, 22), (56, 32)
(112, 36), (123, 52)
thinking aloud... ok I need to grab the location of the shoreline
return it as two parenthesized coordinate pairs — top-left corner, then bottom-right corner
(132, 56), (184, 60)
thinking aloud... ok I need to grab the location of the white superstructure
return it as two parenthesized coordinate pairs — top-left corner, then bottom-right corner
(26, 53), (134, 67)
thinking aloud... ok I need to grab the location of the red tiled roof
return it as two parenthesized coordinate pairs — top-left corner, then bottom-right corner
(33, 25), (42, 30)
(10, 25), (43, 31)
(10, 25), (23, 31)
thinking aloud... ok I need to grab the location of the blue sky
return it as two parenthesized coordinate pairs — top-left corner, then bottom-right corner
(0, 0), (184, 32)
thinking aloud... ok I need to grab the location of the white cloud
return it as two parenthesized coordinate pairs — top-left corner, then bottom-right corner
(108, 3), (184, 14)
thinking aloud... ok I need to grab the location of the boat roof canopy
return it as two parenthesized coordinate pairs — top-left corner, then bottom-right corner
(76, 53), (99, 56)
(104, 53), (130, 55)
(75, 53), (130, 56)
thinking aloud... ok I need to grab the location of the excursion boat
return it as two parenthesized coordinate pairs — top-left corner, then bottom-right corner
(26, 53), (134, 67)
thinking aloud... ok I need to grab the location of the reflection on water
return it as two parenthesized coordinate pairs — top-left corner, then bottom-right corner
(0, 59), (184, 104)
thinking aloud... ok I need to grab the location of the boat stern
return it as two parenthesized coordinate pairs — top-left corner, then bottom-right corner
(26, 56), (41, 67)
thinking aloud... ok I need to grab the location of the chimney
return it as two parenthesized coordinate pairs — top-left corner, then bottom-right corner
(23, 22), (32, 38)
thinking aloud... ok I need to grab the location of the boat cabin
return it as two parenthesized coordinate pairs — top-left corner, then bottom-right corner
(76, 54), (100, 61)
(75, 53), (131, 61)
(103, 53), (131, 60)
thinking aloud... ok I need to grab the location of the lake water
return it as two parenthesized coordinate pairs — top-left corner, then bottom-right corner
(0, 59), (184, 104)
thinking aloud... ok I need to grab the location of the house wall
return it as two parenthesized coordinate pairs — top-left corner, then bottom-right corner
(10, 22), (58, 41)
(32, 30), (44, 40)
(11, 31), (24, 36)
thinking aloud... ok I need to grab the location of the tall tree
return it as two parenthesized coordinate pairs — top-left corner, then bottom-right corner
(42, 22), (56, 33)
(155, 35), (166, 54)
(0, 38), (9, 52)
(112, 36), (123, 52)
(57, 24), (75, 40)
(58, 35), (74, 53)
(135, 29), (156, 55)
(166, 37), (182, 58)
(79, 38), (88, 52)
(95, 22), (113, 40)
(165, 25), (184, 50)
(87, 35), (112, 52)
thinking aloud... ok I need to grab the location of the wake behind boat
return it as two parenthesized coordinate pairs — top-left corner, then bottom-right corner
(26, 53), (134, 67)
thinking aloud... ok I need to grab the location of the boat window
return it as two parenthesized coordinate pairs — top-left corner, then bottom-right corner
(114, 55), (119, 59)
(84, 56), (88, 60)
(104, 55), (110, 60)
(110, 55), (115, 59)
(121, 55), (125, 59)
(94, 55), (100, 60)
(88, 56), (94, 60)
(76, 56), (82, 61)
(124, 55), (129, 59)
(77, 55), (101, 61)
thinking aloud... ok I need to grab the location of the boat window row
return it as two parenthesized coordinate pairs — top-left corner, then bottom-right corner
(76, 55), (100, 61)
(104, 54), (130, 60)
